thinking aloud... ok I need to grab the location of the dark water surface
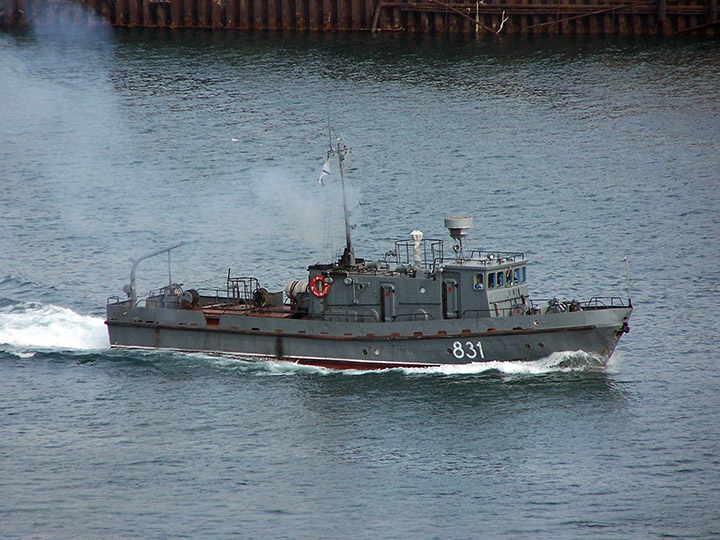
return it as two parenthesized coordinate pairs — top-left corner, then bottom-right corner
(1, 20), (719, 539)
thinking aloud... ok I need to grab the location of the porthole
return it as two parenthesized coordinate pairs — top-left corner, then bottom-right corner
(538, 343), (545, 349)
(525, 344), (531, 349)
(362, 349), (368, 356)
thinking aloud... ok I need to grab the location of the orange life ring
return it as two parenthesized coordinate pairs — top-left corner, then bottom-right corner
(309, 274), (330, 298)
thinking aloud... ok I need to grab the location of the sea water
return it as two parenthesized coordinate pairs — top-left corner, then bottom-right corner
(1, 17), (719, 539)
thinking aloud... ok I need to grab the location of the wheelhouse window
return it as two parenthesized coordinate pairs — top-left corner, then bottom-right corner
(513, 268), (520, 285)
(488, 273), (495, 289)
(496, 271), (504, 287)
(473, 273), (484, 290)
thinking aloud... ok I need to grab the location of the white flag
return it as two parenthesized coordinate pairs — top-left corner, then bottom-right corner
(318, 157), (331, 186)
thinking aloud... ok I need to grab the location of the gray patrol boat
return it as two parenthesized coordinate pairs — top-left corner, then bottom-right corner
(106, 140), (632, 370)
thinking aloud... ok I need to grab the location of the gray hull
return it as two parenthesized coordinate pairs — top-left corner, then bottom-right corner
(107, 302), (631, 369)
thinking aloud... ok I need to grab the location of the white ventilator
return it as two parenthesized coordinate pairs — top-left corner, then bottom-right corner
(411, 230), (423, 269)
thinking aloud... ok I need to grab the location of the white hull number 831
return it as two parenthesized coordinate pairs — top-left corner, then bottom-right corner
(451, 340), (485, 360)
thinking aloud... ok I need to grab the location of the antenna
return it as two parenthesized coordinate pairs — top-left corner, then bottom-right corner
(622, 256), (632, 305)
(326, 106), (332, 147)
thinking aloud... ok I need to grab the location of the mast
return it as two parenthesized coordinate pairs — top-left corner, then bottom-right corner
(331, 133), (355, 267)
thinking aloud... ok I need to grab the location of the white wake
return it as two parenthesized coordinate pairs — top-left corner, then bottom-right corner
(400, 351), (608, 376)
(0, 303), (109, 351)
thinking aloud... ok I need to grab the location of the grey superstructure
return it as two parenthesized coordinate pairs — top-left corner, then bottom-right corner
(106, 141), (631, 369)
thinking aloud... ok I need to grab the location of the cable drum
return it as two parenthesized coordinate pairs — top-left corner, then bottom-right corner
(253, 288), (270, 308)
(179, 289), (200, 308)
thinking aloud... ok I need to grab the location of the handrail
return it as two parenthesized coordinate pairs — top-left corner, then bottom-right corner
(393, 312), (435, 322)
(393, 238), (444, 271)
(227, 276), (260, 304)
(324, 312), (379, 322)
(459, 306), (526, 318)
(468, 250), (525, 262)
(530, 296), (630, 311)
(581, 296), (630, 309)
(391, 238), (526, 272)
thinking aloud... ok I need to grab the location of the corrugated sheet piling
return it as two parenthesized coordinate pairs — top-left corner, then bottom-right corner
(1, 0), (718, 34)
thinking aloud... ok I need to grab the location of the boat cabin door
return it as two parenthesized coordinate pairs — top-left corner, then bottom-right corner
(381, 283), (396, 322)
(442, 278), (458, 319)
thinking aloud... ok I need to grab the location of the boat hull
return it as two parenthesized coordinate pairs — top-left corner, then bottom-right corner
(106, 303), (631, 370)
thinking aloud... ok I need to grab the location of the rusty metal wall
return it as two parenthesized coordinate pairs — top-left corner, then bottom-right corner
(2, 0), (718, 34)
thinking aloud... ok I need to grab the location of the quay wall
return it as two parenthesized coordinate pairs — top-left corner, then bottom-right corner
(1, 0), (718, 35)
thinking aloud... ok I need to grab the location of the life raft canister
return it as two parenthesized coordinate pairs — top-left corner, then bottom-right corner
(309, 274), (330, 298)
